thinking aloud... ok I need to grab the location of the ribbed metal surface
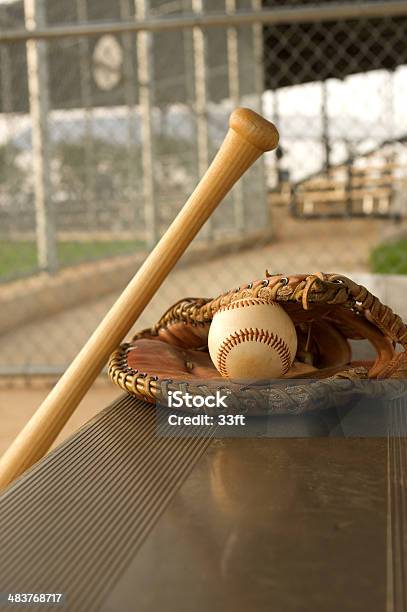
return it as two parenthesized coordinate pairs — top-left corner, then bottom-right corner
(387, 396), (407, 612)
(0, 395), (215, 612)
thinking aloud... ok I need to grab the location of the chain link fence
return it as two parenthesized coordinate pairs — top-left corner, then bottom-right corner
(0, 0), (407, 375)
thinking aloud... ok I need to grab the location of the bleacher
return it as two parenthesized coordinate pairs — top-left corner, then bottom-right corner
(270, 142), (407, 220)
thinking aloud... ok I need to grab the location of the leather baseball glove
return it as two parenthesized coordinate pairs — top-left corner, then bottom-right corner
(108, 272), (407, 414)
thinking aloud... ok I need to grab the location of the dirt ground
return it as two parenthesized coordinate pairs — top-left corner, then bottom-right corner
(0, 208), (398, 370)
(0, 207), (405, 456)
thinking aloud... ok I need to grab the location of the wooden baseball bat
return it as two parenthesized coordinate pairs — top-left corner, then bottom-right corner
(0, 108), (279, 492)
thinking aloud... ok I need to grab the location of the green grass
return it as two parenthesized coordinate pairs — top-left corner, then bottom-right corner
(370, 239), (407, 275)
(0, 239), (144, 281)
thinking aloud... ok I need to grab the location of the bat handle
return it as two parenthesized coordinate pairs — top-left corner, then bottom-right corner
(0, 108), (279, 492)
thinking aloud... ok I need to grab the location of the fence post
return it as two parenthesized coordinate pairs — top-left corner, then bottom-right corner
(0, 38), (13, 167)
(0, 8), (13, 118)
(252, 0), (265, 115)
(345, 140), (354, 217)
(226, 0), (244, 234)
(192, 0), (212, 241)
(183, 2), (198, 187)
(24, 0), (58, 274)
(76, 0), (96, 230)
(321, 80), (331, 171)
(120, 0), (139, 233)
(251, 0), (269, 229)
(135, 0), (158, 248)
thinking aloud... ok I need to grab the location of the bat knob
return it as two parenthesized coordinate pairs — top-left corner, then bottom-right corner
(230, 107), (279, 153)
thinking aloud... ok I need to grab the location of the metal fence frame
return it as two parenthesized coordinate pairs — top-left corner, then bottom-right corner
(1, 0), (278, 272)
(2, 1), (407, 43)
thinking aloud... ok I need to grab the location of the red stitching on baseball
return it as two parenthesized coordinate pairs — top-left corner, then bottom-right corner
(216, 327), (292, 378)
(216, 297), (278, 315)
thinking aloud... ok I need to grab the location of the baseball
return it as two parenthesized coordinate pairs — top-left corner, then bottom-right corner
(208, 298), (297, 379)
